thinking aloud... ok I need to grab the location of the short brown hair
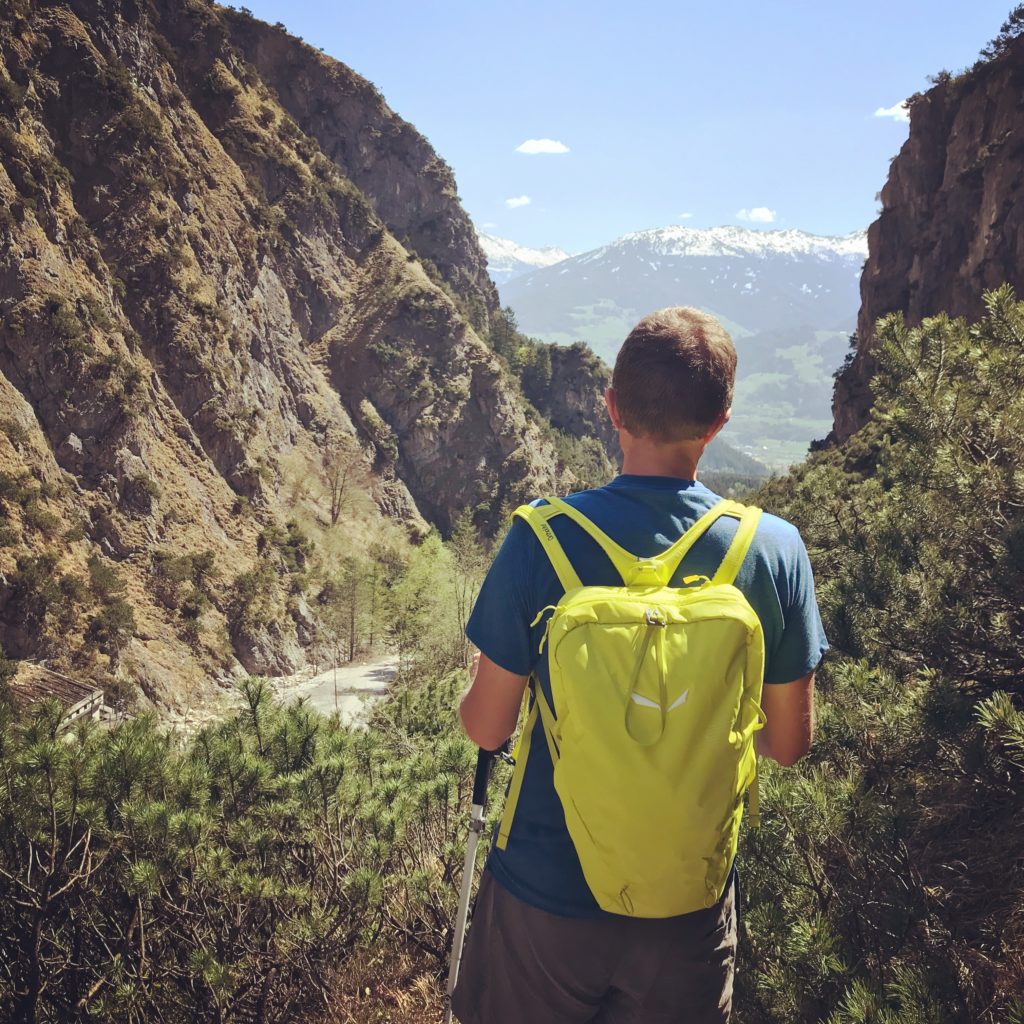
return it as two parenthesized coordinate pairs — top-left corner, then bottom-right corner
(611, 307), (736, 442)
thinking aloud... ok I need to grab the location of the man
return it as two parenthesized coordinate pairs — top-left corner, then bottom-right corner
(454, 307), (827, 1023)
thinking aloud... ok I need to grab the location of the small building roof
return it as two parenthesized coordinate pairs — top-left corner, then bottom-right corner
(9, 663), (104, 713)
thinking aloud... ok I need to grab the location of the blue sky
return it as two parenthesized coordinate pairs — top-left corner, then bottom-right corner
(239, 0), (1013, 253)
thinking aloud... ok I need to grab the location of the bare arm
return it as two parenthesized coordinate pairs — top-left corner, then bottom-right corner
(459, 652), (529, 751)
(757, 671), (815, 767)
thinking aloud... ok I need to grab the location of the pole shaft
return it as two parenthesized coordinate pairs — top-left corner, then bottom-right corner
(443, 805), (484, 1023)
(443, 745), (510, 1023)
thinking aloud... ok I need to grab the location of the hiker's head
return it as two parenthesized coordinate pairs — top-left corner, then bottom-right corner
(607, 307), (735, 446)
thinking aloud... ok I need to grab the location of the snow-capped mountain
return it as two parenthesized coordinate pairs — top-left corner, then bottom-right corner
(502, 225), (868, 468)
(477, 232), (570, 285)
(600, 225), (867, 262)
(505, 225), (866, 353)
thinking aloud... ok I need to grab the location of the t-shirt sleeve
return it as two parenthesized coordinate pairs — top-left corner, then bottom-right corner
(465, 517), (537, 676)
(763, 527), (829, 685)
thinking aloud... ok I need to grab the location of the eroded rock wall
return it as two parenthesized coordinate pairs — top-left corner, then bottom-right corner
(0, 0), (564, 706)
(833, 34), (1024, 439)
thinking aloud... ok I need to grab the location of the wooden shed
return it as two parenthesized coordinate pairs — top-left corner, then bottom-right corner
(8, 663), (106, 725)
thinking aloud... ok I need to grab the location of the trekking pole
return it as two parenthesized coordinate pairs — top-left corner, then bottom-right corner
(442, 743), (508, 1024)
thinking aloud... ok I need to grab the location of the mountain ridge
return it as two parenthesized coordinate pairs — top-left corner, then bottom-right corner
(478, 232), (570, 284)
(578, 224), (868, 263)
(500, 223), (865, 467)
(0, 0), (588, 706)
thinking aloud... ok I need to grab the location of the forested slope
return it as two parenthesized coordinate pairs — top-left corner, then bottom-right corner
(734, 287), (1024, 1022)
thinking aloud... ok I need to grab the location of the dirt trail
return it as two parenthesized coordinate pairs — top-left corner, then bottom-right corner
(279, 655), (400, 726)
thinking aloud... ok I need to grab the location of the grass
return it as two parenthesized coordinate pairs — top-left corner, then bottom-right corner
(322, 953), (443, 1024)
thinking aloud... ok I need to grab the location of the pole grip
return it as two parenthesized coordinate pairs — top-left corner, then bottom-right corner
(472, 747), (495, 807)
(472, 740), (511, 806)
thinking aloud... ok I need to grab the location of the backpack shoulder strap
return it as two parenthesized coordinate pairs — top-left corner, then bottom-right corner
(711, 505), (763, 585)
(516, 497), (763, 589)
(542, 496), (639, 583)
(512, 502), (583, 592)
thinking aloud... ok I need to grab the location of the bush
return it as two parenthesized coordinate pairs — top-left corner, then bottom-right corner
(85, 597), (136, 657)
(22, 500), (61, 537)
(130, 472), (161, 500)
(0, 75), (26, 109)
(257, 521), (313, 573)
(735, 286), (1024, 1022)
(0, 677), (481, 1022)
(204, 59), (241, 99)
(9, 553), (61, 630)
(45, 294), (92, 355)
(64, 523), (86, 543)
(112, 101), (164, 147)
(87, 553), (127, 602)
(230, 559), (279, 632)
(0, 470), (31, 505)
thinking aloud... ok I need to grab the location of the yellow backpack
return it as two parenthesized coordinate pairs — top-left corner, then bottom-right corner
(495, 496), (766, 918)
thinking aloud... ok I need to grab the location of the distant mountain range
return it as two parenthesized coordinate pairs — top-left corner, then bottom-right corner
(477, 233), (571, 285)
(486, 226), (867, 468)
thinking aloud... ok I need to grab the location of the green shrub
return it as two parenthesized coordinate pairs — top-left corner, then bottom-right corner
(0, 676), (480, 1021)
(0, 471), (31, 505)
(22, 500), (61, 537)
(85, 597), (136, 657)
(230, 559), (278, 631)
(112, 101), (163, 147)
(87, 553), (127, 602)
(44, 294), (92, 355)
(733, 286), (1024, 1022)
(131, 473), (161, 500)
(204, 59), (241, 99)
(0, 75), (26, 109)
(257, 521), (312, 573)
(9, 553), (61, 629)
(152, 32), (178, 65)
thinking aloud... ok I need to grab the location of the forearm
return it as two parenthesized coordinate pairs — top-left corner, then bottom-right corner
(459, 652), (528, 750)
(756, 672), (815, 767)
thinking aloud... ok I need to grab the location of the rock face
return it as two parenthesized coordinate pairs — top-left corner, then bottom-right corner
(833, 34), (1024, 440)
(0, 0), (570, 705)
(522, 342), (618, 454)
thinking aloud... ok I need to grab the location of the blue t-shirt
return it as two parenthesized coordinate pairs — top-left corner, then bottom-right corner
(465, 474), (828, 919)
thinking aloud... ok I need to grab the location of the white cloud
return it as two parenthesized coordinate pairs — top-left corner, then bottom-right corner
(737, 207), (777, 223)
(505, 195), (531, 209)
(482, 221), (498, 228)
(515, 138), (570, 155)
(873, 101), (910, 122)
(677, 212), (694, 220)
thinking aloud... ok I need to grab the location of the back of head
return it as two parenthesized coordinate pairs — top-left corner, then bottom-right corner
(612, 307), (736, 443)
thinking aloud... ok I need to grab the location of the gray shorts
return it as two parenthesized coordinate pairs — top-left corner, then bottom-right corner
(451, 870), (736, 1024)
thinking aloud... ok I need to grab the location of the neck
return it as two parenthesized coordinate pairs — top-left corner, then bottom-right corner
(619, 439), (703, 480)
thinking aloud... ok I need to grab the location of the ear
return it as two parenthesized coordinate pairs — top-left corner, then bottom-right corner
(605, 387), (623, 430)
(704, 407), (731, 443)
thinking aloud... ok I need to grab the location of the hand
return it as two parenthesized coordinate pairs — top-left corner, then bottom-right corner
(468, 649), (481, 681)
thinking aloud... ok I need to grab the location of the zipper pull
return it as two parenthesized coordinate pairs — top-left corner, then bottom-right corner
(531, 605), (558, 653)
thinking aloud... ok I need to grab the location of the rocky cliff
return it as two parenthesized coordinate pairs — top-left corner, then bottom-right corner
(0, 0), (573, 708)
(833, 32), (1024, 439)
